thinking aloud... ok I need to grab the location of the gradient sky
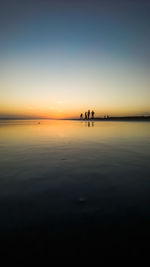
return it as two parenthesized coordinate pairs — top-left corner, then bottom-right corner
(0, 0), (150, 118)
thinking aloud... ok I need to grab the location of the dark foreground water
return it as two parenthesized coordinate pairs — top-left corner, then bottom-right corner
(0, 120), (150, 262)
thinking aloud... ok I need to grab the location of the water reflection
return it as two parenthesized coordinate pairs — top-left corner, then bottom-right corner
(86, 121), (95, 127)
(0, 119), (150, 252)
(0, 120), (150, 146)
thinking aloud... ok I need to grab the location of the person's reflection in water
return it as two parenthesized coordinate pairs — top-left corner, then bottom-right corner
(86, 121), (94, 127)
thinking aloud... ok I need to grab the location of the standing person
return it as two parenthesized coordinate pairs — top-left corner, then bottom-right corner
(88, 110), (90, 120)
(80, 113), (83, 119)
(91, 110), (95, 119)
(85, 112), (87, 120)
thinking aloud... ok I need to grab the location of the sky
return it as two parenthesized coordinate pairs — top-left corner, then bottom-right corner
(0, 0), (150, 119)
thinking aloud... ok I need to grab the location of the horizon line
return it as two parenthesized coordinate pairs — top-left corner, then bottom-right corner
(0, 115), (150, 121)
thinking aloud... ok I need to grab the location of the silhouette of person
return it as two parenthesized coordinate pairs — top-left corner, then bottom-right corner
(85, 112), (87, 120)
(80, 113), (83, 119)
(91, 110), (95, 119)
(88, 110), (90, 120)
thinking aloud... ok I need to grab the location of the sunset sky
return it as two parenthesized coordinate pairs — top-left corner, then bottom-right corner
(0, 0), (150, 119)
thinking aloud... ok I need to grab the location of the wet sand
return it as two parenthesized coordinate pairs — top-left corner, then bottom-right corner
(0, 120), (150, 263)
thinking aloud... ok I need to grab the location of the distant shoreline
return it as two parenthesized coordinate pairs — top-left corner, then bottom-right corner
(69, 116), (150, 122)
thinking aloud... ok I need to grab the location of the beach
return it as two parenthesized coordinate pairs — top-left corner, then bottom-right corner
(0, 120), (150, 262)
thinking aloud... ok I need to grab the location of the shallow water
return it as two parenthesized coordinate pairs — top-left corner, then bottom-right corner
(0, 120), (150, 256)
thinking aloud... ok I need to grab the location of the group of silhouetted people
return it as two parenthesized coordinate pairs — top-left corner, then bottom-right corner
(80, 110), (95, 120)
